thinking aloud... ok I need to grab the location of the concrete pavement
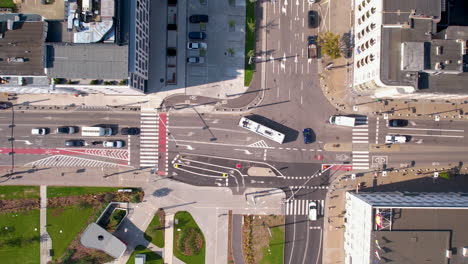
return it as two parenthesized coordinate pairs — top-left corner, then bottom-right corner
(39, 185), (52, 264)
(164, 213), (174, 264)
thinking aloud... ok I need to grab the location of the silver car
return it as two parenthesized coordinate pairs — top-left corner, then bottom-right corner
(187, 42), (207, 50)
(103, 140), (124, 148)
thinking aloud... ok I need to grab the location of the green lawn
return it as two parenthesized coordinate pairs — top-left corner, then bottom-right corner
(144, 213), (165, 248)
(47, 205), (95, 261)
(260, 226), (285, 264)
(0, 186), (40, 200)
(0, 210), (40, 264)
(0, 0), (14, 8)
(126, 245), (164, 264)
(173, 211), (205, 264)
(244, 0), (256, 87)
(47, 186), (120, 198)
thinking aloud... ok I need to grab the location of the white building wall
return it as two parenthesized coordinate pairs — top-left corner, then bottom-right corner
(344, 192), (373, 264)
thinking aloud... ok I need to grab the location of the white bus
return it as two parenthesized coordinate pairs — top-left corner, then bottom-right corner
(238, 117), (285, 144)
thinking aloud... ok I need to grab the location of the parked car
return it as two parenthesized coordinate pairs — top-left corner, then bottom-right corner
(103, 140), (125, 148)
(64, 140), (85, 147)
(187, 42), (207, 50)
(187, 57), (205, 64)
(189, 15), (209, 23)
(0, 101), (13, 109)
(189, 32), (207, 40)
(385, 135), (407, 144)
(308, 10), (318, 28)
(308, 201), (317, 221)
(121, 127), (140, 135)
(31, 128), (49, 135)
(308, 0), (317, 3)
(388, 119), (408, 127)
(303, 128), (313, 144)
(56, 126), (77, 134)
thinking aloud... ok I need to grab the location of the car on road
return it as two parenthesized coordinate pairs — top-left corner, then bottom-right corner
(388, 119), (408, 127)
(308, 0), (317, 3)
(385, 135), (407, 144)
(189, 15), (209, 23)
(64, 140), (85, 147)
(308, 10), (318, 28)
(56, 126), (77, 134)
(303, 128), (313, 144)
(0, 101), (13, 109)
(308, 35), (319, 59)
(187, 42), (207, 50)
(308, 201), (317, 221)
(103, 140), (124, 148)
(187, 56), (205, 64)
(31, 128), (49, 135)
(121, 127), (140, 135)
(189, 32), (207, 40)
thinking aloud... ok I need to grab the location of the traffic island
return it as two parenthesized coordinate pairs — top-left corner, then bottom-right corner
(323, 142), (352, 152)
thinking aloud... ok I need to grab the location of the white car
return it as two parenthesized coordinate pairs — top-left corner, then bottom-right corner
(187, 56), (205, 64)
(103, 140), (124, 148)
(308, 0), (316, 3)
(31, 128), (49, 135)
(308, 201), (317, 221)
(385, 135), (407, 144)
(187, 42), (207, 50)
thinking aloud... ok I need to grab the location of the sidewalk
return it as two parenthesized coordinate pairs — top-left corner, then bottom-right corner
(164, 213), (175, 264)
(321, 165), (468, 264)
(39, 185), (52, 264)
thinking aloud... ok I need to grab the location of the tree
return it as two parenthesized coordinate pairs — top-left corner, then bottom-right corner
(229, 20), (235, 28)
(247, 49), (255, 64)
(227, 48), (235, 56)
(247, 18), (255, 33)
(317, 32), (342, 59)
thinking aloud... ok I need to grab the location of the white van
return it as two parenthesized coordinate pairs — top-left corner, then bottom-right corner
(81, 126), (112, 137)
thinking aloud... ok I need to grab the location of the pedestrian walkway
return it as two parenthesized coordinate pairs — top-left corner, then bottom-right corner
(164, 213), (175, 264)
(285, 199), (324, 216)
(139, 110), (159, 167)
(40, 185), (52, 264)
(351, 150), (370, 170)
(351, 117), (369, 144)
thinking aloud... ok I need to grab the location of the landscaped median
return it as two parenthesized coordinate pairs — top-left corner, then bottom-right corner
(173, 211), (206, 264)
(244, 0), (256, 87)
(243, 215), (285, 264)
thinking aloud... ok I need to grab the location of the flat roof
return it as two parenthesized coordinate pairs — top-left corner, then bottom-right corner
(382, 0), (441, 25)
(80, 223), (126, 259)
(0, 21), (45, 76)
(46, 43), (128, 79)
(371, 208), (468, 264)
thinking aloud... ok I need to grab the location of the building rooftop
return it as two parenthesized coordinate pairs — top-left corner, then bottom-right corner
(382, 0), (441, 25)
(0, 20), (45, 76)
(80, 223), (126, 259)
(371, 208), (468, 264)
(45, 43), (128, 79)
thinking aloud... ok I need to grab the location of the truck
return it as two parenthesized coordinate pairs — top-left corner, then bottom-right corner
(329, 115), (356, 127)
(307, 35), (318, 59)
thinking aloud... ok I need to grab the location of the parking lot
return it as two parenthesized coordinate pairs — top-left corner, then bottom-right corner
(185, 0), (246, 97)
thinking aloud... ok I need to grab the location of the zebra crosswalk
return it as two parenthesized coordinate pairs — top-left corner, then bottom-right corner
(352, 150), (370, 170)
(139, 110), (159, 167)
(285, 199), (324, 216)
(352, 116), (369, 144)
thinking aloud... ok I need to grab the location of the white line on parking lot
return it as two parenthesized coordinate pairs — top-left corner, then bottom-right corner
(388, 127), (464, 132)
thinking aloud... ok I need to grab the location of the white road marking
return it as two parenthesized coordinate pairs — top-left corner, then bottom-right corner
(388, 127), (464, 132)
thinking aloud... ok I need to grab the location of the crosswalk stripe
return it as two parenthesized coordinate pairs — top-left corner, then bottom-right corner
(141, 140), (158, 144)
(352, 136), (368, 139)
(352, 140), (369, 143)
(352, 159), (369, 162)
(141, 120), (158, 124)
(352, 162), (369, 165)
(141, 125), (157, 128)
(352, 151), (369, 154)
(352, 128), (368, 131)
(141, 116), (158, 120)
(352, 132), (368, 135)
(352, 166), (370, 169)
(352, 155), (369, 158)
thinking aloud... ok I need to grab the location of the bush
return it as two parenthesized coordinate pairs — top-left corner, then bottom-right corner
(103, 193), (115, 203)
(177, 227), (204, 256)
(77, 201), (91, 210)
(118, 79), (128, 85)
(89, 80), (98, 85)
(130, 193), (141, 203)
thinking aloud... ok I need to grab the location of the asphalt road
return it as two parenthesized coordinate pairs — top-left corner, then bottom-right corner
(0, 110), (141, 169)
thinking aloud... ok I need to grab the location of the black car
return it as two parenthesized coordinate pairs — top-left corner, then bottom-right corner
(308, 10), (318, 28)
(64, 140), (85, 147)
(121, 127), (140, 135)
(0, 101), (13, 109)
(188, 32), (207, 40)
(56, 126), (77, 134)
(189, 15), (209, 23)
(388, 119), (408, 127)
